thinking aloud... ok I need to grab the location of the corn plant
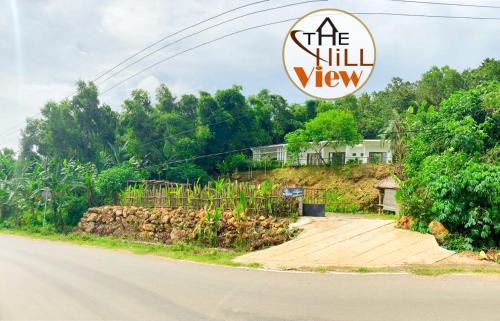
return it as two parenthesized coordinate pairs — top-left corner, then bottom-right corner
(121, 179), (297, 217)
(201, 206), (222, 247)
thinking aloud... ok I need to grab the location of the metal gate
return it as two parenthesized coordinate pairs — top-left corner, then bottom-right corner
(303, 188), (326, 217)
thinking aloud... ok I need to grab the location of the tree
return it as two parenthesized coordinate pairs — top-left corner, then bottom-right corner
(250, 90), (302, 144)
(119, 89), (160, 166)
(196, 86), (265, 172)
(285, 109), (362, 164)
(0, 148), (16, 217)
(416, 65), (465, 107)
(462, 58), (500, 88)
(155, 84), (176, 113)
(20, 81), (118, 165)
(400, 81), (500, 248)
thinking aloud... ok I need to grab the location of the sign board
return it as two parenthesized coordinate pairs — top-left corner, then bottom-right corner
(41, 187), (52, 201)
(283, 187), (304, 198)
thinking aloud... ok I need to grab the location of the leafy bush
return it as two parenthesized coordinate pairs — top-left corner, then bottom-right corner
(217, 153), (250, 174)
(163, 163), (209, 185)
(444, 234), (474, 251)
(401, 82), (500, 248)
(345, 159), (362, 165)
(250, 159), (283, 170)
(95, 164), (143, 204)
(0, 159), (97, 231)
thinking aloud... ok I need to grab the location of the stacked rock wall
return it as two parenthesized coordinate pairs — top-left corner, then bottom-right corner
(77, 206), (295, 250)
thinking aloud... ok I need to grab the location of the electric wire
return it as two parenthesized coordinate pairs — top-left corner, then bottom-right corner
(389, 0), (500, 9)
(95, 0), (328, 86)
(100, 11), (500, 94)
(0, 1), (322, 143)
(2, 10), (499, 145)
(92, 0), (271, 81)
(135, 126), (457, 172)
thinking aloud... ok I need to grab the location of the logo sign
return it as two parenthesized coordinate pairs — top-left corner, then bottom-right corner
(283, 9), (376, 99)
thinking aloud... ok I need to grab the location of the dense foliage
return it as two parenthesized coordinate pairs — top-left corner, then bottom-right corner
(0, 58), (498, 244)
(400, 82), (499, 248)
(0, 158), (96, 231)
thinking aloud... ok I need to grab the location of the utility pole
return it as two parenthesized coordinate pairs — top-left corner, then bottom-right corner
(41, 187), (51, 227)
(41, 156), (50, 227)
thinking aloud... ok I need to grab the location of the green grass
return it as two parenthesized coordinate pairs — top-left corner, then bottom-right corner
(354, 267), (380, 273)
(2, 228), (498, 276)
(300, 264), (500, 275)
(0, 228), (246, 267)
(312, 266), (329, 273)
(409, 266), (500, 276)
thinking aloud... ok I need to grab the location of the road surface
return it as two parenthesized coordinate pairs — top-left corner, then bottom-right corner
(0, 233), (499, 321)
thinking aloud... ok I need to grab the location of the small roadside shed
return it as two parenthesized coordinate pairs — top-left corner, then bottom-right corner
(375, 176), (400, 214)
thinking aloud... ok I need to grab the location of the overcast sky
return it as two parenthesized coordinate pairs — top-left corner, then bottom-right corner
(0, 0), (498, 150)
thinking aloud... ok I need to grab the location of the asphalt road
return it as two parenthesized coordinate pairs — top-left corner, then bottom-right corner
(0, 234), (499, 321)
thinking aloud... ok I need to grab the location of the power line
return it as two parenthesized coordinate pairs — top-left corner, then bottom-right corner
(0, 124), (28, 140)
(0, 1), (323, 145)
(125, 106), (425, 159)
(92, 0), (271, 82)
(355, 11), (500, 19)
(101, 11), (500, 94)
(0, 1), (274, 144)
(2, 10), (500, 145)
(136, 127), (453, 171)
(100, 18), (298, 94)
(137, 113), (250, 149)
(96, 0), (328, 86)
(389, 0), (500, 9)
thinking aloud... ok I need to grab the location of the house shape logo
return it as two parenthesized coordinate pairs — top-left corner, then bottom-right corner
(316, 17), (339, 46)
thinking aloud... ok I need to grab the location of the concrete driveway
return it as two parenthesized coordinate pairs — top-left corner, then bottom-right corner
(235, 215), (456, 269)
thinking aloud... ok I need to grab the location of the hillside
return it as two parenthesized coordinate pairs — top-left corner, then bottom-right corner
(233, 164), (394, 213)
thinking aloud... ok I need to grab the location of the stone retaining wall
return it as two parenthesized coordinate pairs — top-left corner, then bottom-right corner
(77, 206), (295, 250)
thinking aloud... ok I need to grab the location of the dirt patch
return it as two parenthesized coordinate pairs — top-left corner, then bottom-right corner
(77, 206), (296, 250)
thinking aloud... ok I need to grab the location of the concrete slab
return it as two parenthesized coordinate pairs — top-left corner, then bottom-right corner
(235, 216), (455, 269)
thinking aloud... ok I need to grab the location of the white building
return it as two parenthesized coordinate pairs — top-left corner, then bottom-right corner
(250, 139), (392, 165)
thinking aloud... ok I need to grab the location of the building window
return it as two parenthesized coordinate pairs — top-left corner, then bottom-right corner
(307, 153), (321, 165)
(328, 152), (345, 165)
(369, 152), (387, 163)
(352, 153), (356, 156)
(360, 153), (364, 157)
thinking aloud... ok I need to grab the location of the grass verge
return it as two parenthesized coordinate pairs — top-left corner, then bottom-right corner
(303, 265), (500, 276)
(1, 229), (496, 276)
(0, 228), (250, 267)
(408, 266), (500, 276)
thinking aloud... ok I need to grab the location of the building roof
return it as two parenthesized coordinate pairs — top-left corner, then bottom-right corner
(375, 176), (400, 189)
(251, 139), (389, 150)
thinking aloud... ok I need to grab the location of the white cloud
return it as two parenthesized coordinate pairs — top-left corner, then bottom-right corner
(0, 0), (498, 150)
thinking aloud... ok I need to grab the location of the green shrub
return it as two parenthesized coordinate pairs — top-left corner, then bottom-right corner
(251, 159), (283, 170)
(95, 164), (142, 204)
(401, 82), (500, 248)
(217, 153), (250, 174)
(444, 234), (475, 251)
(164, 163), (209, 185)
